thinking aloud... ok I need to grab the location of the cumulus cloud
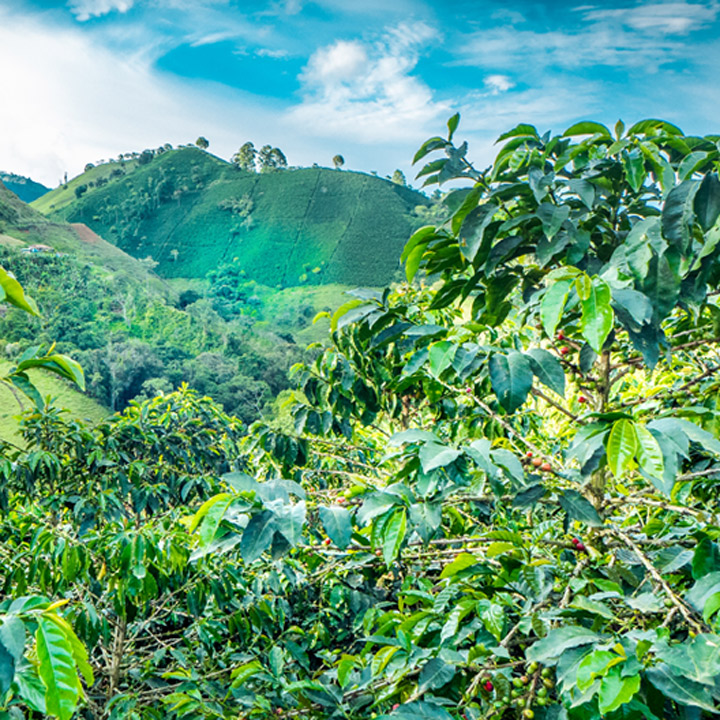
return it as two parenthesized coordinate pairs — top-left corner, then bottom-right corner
(484, 74), (514, 94)
(68, 0), (135, 22)
(288, 22), (447, 143)
(0, 6), (436, 187)
(0, 6), (280, 185)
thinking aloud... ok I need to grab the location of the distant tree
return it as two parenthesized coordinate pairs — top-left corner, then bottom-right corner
(138, 149), (154, 165)
(232, 142), (257, 172)
(391, 168), (406, 185)
(178, 289), (201, 309)
(258, 145), (287, 173)
(195, 136), (209, 150)
(258, 145), (273, 172)
(170, 248), (179, 262)
(138, 256), (158, 271)
(74, 184), (88, 199)
(84, 163), (95, 172)
(272, 147), (288, 170)
(332, 154), (345, 169)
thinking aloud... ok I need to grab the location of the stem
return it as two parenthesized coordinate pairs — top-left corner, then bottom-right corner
(612, 529), (705, 633)
(589, 352), (612, 506)
(108, 617), (127, 699)
(531, 387), (579, 422)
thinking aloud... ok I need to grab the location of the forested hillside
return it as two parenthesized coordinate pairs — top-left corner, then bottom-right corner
(0, 181), (315, 426)
(36, 147), (429, 287)
(1, 117), (720, 720)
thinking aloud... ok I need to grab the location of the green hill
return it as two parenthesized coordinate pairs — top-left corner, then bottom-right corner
(0, 172), (50, 203)
(35, 148), (429, 287)
(0, 180), (168, 294)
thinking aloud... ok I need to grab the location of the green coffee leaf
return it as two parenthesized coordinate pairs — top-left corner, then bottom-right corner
(580, 278), (614, 352)
(607, 419), (638, 478)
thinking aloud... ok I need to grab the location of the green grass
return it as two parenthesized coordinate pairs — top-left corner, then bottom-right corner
(0, 360), (108, 445)
(31, 159), (139, 215)
(38, 149), (429, 288)
(260, 284), (352, 345)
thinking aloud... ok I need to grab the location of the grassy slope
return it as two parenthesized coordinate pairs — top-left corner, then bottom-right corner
(38, 149), (428, 288)
(0, 361), (108, 445)
(0, 181), (169, 296)
(32, 160), (139, 215)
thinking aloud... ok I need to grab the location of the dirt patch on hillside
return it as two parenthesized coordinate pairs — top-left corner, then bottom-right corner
(70, 223), (102, 245)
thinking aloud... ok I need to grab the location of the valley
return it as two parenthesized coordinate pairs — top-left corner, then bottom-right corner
(0, 149), (433, 436)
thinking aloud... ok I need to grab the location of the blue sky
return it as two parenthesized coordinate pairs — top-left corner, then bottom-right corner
(2, 0), (720, 187)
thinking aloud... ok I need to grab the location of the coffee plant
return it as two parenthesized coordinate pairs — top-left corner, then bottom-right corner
(2, 117), (720, 719)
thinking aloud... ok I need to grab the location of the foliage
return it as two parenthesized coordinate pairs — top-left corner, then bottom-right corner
(183, 117), (720, 719)
(3, 116), (720, 720)
(0, 248), (297, 423)
(333, 154), (345, 170)
(0, 267), (90, 719)
(392, 169), (407, 186)
(0, 265), (84, 409)
(232, 142), (257, 173)
(258, 145), (288, 173)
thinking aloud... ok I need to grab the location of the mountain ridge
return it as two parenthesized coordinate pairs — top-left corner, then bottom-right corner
(0, 172), (50, 203)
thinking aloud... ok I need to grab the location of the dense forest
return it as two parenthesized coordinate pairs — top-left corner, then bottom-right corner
(1, 116), (720, 720)
(0, 246), (301, 422)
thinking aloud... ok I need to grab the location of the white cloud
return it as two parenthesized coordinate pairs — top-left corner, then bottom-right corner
(0, 7), (438, 189)
(457, 25), (677, 71)
(68, 0), (135, 22)
(457, 2), (719, 73)
(0, 6), (280, 185)
(583, 1), (720, 35)
(303, 40), (369, 84)
(484, 74), (514, 94)
(256, 47), (291, 58)
(288, 22), (447, 143)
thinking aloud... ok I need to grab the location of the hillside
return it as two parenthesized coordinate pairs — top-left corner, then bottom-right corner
(0, 180), (167, 294)
(0, 172), (50, 203)
(36, 148), (429, 287)
(0, 361), (107, 445)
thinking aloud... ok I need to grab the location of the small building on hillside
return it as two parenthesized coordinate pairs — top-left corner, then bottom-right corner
(20, 244), (53, 254)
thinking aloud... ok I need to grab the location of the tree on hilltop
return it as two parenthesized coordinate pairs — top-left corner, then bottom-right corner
(333, 154), (345, 169)
(195, 136), (209, 150)
(232, 141), (257, 172)
(258, 145), (288, 173)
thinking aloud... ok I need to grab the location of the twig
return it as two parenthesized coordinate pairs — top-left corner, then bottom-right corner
(606, 496), (704, 519)
(612, 529), (705, 633)
(531, 387), (579, 422)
